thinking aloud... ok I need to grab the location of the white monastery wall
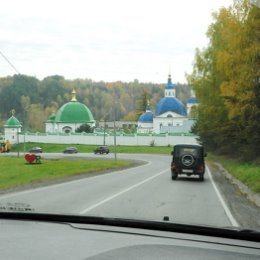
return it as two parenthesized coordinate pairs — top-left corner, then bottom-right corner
(18, 132), (198, 146)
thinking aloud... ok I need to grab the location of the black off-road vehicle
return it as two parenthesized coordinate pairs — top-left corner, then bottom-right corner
(94, 145), (110, 154)
(170, 144), (206, 181)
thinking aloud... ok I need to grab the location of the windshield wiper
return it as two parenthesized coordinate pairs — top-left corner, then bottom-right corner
(0, 212), (259, 243)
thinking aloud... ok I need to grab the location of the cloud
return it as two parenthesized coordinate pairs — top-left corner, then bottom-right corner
(0, 0), (233, 83)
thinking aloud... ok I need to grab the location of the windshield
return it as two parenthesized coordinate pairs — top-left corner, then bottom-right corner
(0, 0), (260, 233)
(174, 147), (200, 157)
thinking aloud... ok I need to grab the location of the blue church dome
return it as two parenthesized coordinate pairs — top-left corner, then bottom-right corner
(186, 97), (198, 104)
(138, 111), (154, 123)
(155, 97), (187, 116)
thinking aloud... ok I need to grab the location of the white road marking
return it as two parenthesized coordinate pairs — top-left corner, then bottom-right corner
(206, 165), (239, 227)
(80, 168), (169, 215)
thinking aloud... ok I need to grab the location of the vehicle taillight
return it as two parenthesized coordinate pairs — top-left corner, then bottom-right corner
(171, 163), (176, 169)
(198, 164), (204, 173)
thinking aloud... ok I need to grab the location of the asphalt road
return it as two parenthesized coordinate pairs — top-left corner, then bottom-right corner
(0, 153), (241, 228)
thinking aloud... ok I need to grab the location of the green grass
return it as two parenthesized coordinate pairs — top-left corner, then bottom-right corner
(12, 142), (172, 154)
(0, 156), (133, 190)
(208, 154), (260, 193)
(0, 143), (171, 191)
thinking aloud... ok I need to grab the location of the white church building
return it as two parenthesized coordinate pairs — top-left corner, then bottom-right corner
(4, 110), (22, 144)
(137, 74), (198, 134)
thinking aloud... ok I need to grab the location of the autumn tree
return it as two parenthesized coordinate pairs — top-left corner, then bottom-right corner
(135, 89), (151, 120)
(27, 104), (46, 131)
(0, 75), (39, 121)
(188, 0), (260, 160)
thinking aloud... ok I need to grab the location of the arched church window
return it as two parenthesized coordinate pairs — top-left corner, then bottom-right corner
(62, 126), (72, 133)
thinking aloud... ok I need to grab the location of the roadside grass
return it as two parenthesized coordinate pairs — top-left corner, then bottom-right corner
(12, 142), (172, 154)
(0, 143), (171, 190)
(0, 156), (133, 190)
(207, 154), (260, 193)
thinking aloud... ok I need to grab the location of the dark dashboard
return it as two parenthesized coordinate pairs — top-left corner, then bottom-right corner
(0, 213), (259, 259)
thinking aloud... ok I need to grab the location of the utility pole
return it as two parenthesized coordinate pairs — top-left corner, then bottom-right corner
(113, 97), (117, 161)
(103, 118), (106, 146)
(17, 129), (20, 158)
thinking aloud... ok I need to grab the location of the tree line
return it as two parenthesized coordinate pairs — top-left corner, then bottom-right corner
(187, 0), (260, 161)
(0, 74), (191, 132)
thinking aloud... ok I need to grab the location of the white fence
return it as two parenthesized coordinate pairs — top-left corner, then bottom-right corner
(18, 132), (199, 146)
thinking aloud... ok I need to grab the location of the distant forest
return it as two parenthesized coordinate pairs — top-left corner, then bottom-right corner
(0, 74), (191, 132)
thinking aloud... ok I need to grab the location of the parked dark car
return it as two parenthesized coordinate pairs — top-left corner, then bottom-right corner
(94, 145), (109, 154)
(63, 147), (78, 154)
(170, 144), (206, 181)
(29, 147), (43, 153)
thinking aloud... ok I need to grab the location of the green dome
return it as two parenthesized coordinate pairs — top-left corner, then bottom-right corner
(5, 116), (22, 128)
(55, 100), (94, 123)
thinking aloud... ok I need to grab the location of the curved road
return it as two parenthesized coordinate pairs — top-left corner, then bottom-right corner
(0, 153), (237, 228)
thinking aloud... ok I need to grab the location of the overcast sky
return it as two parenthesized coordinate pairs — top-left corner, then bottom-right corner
(1, 0), (234, 84)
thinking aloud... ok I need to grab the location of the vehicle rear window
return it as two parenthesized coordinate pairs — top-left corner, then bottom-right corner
(176, 148), (199, 156)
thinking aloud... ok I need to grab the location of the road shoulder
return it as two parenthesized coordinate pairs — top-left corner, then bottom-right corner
(208, 162), (260, 229)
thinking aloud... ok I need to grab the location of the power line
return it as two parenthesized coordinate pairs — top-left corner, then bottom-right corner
(0, 50), (20, 74)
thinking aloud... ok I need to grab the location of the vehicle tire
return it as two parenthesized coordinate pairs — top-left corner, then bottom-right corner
(171, 171), (178, 180)
(199, 174), (204, 181)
